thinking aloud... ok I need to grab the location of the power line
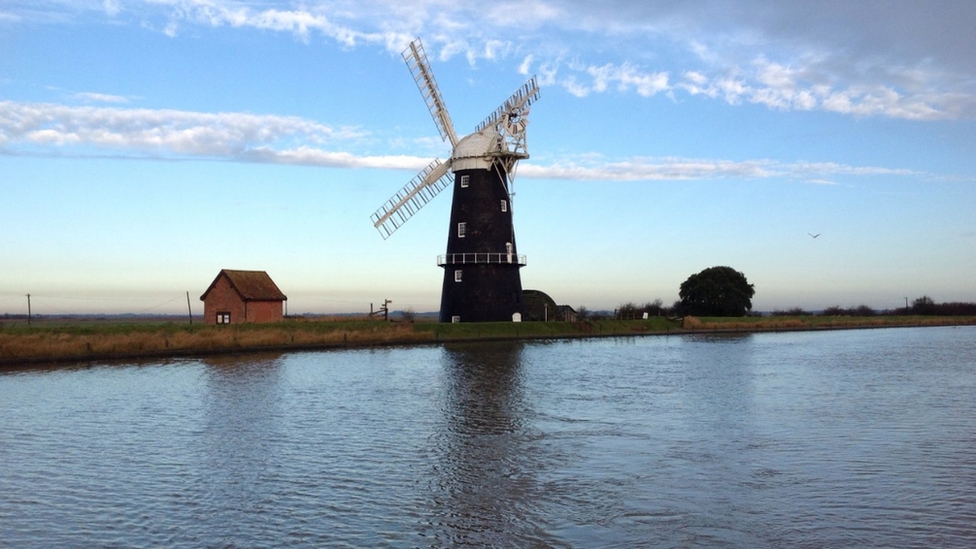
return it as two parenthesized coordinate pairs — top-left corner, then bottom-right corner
(17, 294), (186, 302)
(0, 293), (195, 316)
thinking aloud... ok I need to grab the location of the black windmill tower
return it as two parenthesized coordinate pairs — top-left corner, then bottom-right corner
(371, 39), (540, 323)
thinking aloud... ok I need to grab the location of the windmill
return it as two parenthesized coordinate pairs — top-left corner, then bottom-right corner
(371, 38), (540, 323)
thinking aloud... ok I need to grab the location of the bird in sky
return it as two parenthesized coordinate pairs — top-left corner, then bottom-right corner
(809, 233), (822, 239)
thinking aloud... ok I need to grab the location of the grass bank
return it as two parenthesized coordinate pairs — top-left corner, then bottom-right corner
(2, 315), (974, 366)
(679, 314), (976, 331)
(0, 319), (428, 365)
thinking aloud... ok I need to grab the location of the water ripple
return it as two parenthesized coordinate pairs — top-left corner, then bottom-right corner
(2, 328), (976, 547)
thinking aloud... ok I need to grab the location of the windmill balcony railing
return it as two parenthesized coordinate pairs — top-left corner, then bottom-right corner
(437, 253), (527, 266)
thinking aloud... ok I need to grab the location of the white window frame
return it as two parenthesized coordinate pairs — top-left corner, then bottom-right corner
(457, 222), (466, 238)
(216, 312), (231, 324)
(460, 175), (469, 188)
(454, 269), (463, 282)
(500, 200), (507, 212)
(452, 315), (461, 323)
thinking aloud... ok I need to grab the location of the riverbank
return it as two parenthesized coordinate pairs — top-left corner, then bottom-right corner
(2, 315), (974, 367)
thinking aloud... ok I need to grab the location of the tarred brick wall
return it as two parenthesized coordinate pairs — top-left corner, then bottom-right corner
(202, 275), (284, 325)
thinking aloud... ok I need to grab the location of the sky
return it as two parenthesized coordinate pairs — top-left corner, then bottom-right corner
(2, 0), (975, 316)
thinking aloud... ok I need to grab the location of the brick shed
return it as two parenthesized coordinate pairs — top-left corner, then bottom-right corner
(200, 269), (287, 325)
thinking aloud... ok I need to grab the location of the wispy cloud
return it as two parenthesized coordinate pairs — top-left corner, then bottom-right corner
(674, 57), (960, 121)
(73, 92), (131, 104)
(524, 52), (967, 120)
(585, 62), (670, 98)
(102, 0), (120, 17)
(6, 0), (976, 120)
(0, 100), (369, 163)
(250, 147), (430, 170)
(0, 100), (935, 182)
(519, 156), (923, 183)
(143, 0), (400, 46)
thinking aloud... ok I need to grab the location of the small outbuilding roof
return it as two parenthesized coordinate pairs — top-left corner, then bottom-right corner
(200, 269), (287, 302)
(556, 305), (578, 316)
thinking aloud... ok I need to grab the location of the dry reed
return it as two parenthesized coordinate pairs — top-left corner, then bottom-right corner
(0, 322), (432, 362)
(3, 315), (973, 364)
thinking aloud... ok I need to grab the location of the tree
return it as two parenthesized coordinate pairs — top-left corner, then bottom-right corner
(676, 266), (755, 317)
(617, 302), (639, 319)
(577, 305), (589, 321)
(642, 299), (667, 317)
(911, 296), (936, 315)
(772, 306), (811, 316)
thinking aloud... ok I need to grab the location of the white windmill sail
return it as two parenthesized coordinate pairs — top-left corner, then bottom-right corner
(476, 77), (540, 155)
(370, 38), (539, 239)
(402, 39), (458, 147)
(371, 159), (452, 239)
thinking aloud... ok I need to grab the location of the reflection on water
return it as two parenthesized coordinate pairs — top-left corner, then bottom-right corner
(197, 354), (288, 532)
(423, 342), (558, 546)
(2, 328), (976, 548)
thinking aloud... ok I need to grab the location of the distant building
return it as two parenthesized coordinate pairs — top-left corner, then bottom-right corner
(200, 269), (287, 325)
(555, 305), (578, 322)
(522, 289), (557, 321)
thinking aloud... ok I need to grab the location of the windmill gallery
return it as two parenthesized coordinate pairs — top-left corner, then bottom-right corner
(371, 39), (541, 323)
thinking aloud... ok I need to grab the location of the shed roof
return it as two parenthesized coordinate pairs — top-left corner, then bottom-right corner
(200, 269), (287, 302)
(556, 305), (578, 315)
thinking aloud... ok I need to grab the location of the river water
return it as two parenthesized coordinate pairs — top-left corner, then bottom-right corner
(2, 326), (976, 548)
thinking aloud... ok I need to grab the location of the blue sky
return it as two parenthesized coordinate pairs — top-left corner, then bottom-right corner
(2, 0), (975, 315)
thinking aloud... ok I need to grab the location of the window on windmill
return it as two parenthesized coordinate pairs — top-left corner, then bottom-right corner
(452, 316), (461, 323)
(458, 222), (466, 238)
(455, 270), (462, 282)
(460, 175), (469, 188)
(501, 200), (507, 212)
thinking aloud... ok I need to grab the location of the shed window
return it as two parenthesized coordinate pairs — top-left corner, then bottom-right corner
(500, 200), (507, 212)
(216, 312), (231, 324)
(460, 175), (469, 188)
(455, 269), (463, 282)
(458, 222), (466, 238)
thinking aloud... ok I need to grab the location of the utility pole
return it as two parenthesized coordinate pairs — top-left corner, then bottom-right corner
(26, 293), (31, 327)
(186, 291), (193, 324)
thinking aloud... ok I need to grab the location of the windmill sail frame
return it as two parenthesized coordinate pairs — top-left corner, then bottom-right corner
(475, 77), (540, 156)
(371, 159), (452, 239)
(372, 39), (540, 239)
(403, 40), (458, 147)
